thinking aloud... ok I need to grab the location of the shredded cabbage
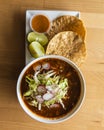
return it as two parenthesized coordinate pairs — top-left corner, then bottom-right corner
(23, 69), (69, 110)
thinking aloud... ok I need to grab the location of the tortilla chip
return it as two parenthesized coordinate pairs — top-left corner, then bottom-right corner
(46, 31), (86, 66)
(46, 15), (86, 41)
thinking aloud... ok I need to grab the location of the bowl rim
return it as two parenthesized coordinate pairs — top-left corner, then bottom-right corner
(16, 55), (86, 123)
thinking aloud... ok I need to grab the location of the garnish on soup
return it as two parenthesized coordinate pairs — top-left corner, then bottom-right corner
(24, 69), (68, 110)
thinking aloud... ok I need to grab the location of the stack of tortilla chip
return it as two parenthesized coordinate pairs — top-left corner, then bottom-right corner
(46, 15), (86, 66)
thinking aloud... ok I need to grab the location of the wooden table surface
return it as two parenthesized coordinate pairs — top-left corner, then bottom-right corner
(0, 0), (104, 130)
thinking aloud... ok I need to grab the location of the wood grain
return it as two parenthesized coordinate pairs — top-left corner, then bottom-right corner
(0, 0), (104, 130)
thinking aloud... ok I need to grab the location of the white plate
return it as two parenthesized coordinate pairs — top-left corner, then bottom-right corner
(25, 10), (80, 65)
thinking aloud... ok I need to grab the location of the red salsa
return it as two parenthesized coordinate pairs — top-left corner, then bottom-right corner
(31, 15), (50, 33)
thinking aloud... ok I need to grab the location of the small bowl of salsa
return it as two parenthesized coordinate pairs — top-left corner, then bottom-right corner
(16, 55), (86, 123)
(30, 14), (50, 33)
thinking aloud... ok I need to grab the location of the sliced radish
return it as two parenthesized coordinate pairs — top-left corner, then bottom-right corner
(36, 95), (44, 103)
(33, 64), (41, 71)
(43, 92), (54, 101)
(37, 85), (47, 94)
(42, 63), (50, 70)
(50, 103), (60, 108)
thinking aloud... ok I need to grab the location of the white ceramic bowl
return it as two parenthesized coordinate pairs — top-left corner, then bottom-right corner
(16, 55), (86, 124)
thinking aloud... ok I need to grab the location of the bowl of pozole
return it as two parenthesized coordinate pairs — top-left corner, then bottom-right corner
(17, 55), (86, 123)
